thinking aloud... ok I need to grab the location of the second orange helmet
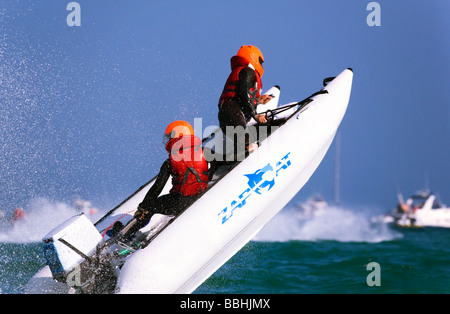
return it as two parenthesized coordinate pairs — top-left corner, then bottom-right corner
(235, 45), (265, 77)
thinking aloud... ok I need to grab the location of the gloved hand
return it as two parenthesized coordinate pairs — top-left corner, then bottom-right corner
(134, 204), (149, 219)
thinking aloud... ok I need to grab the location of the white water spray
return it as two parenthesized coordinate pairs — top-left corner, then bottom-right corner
(0, 197), (103, 243)
(254, 204), (401, 243)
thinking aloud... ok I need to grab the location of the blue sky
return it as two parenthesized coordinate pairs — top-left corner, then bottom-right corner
(0, 1), (448, 213)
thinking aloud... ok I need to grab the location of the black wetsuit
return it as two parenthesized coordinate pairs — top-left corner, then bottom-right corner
(217, 67), (264, 159)
(126, 160), (202, 236)
(218, 67), (260, 131)
(138, 159), (186, 216)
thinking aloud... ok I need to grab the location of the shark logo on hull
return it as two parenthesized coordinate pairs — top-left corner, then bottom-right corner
(218, 152), (291, 224)
(244, 163), (275, 195)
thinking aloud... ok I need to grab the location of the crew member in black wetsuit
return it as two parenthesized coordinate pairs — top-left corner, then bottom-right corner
(218, 45), (272, 154)
(124, 120), (208, 238)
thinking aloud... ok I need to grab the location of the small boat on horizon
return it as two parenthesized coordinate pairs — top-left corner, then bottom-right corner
(386, 190), (450, 228)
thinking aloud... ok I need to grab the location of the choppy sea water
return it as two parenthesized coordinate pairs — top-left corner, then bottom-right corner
(1, 201), (449, 294)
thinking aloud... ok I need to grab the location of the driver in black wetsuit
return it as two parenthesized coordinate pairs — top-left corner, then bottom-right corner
(218, 45), (272, 154)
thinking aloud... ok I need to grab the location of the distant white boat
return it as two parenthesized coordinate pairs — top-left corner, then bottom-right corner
(387, 190), (450, 228)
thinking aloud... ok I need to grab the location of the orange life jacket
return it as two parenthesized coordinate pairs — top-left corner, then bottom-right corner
(166, 135), (208, 196)
(218, 56), (262, 109)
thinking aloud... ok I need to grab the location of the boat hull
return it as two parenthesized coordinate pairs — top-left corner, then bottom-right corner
(116, 68), (353, 293)
(26, 68), (353, 294)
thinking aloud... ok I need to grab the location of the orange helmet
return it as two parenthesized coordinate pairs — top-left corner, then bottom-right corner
(163, 120), (194, 150)
(236, 45), (265, 77)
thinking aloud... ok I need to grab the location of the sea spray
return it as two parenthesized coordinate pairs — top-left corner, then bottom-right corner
(254, 204), (402, 243)
(0, 197), (103, 243)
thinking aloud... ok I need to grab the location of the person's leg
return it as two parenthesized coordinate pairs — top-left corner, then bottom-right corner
(218, 100), (246, 131)
(219, 100), (253, 159)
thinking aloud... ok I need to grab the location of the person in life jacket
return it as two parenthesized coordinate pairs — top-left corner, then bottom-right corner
(218, 45), (273, 154)
(12, 208), (26, 222)
(128, 121), (208, 236)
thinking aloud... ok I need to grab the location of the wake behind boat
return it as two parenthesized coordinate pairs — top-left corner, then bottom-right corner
(26, 68), (353, 294)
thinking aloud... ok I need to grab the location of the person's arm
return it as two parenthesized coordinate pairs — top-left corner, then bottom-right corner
(237, 68), (270, 124)
(237, 67), (259, 120)
(138, 159), (171, 212)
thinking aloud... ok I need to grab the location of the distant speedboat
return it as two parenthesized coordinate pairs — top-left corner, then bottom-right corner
(389, 190), (450, 228)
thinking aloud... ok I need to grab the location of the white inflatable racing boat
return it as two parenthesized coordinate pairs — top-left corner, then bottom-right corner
(26, 68), (353, 294)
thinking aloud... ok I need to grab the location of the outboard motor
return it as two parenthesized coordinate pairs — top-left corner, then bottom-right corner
(42, 213), (117, 293)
